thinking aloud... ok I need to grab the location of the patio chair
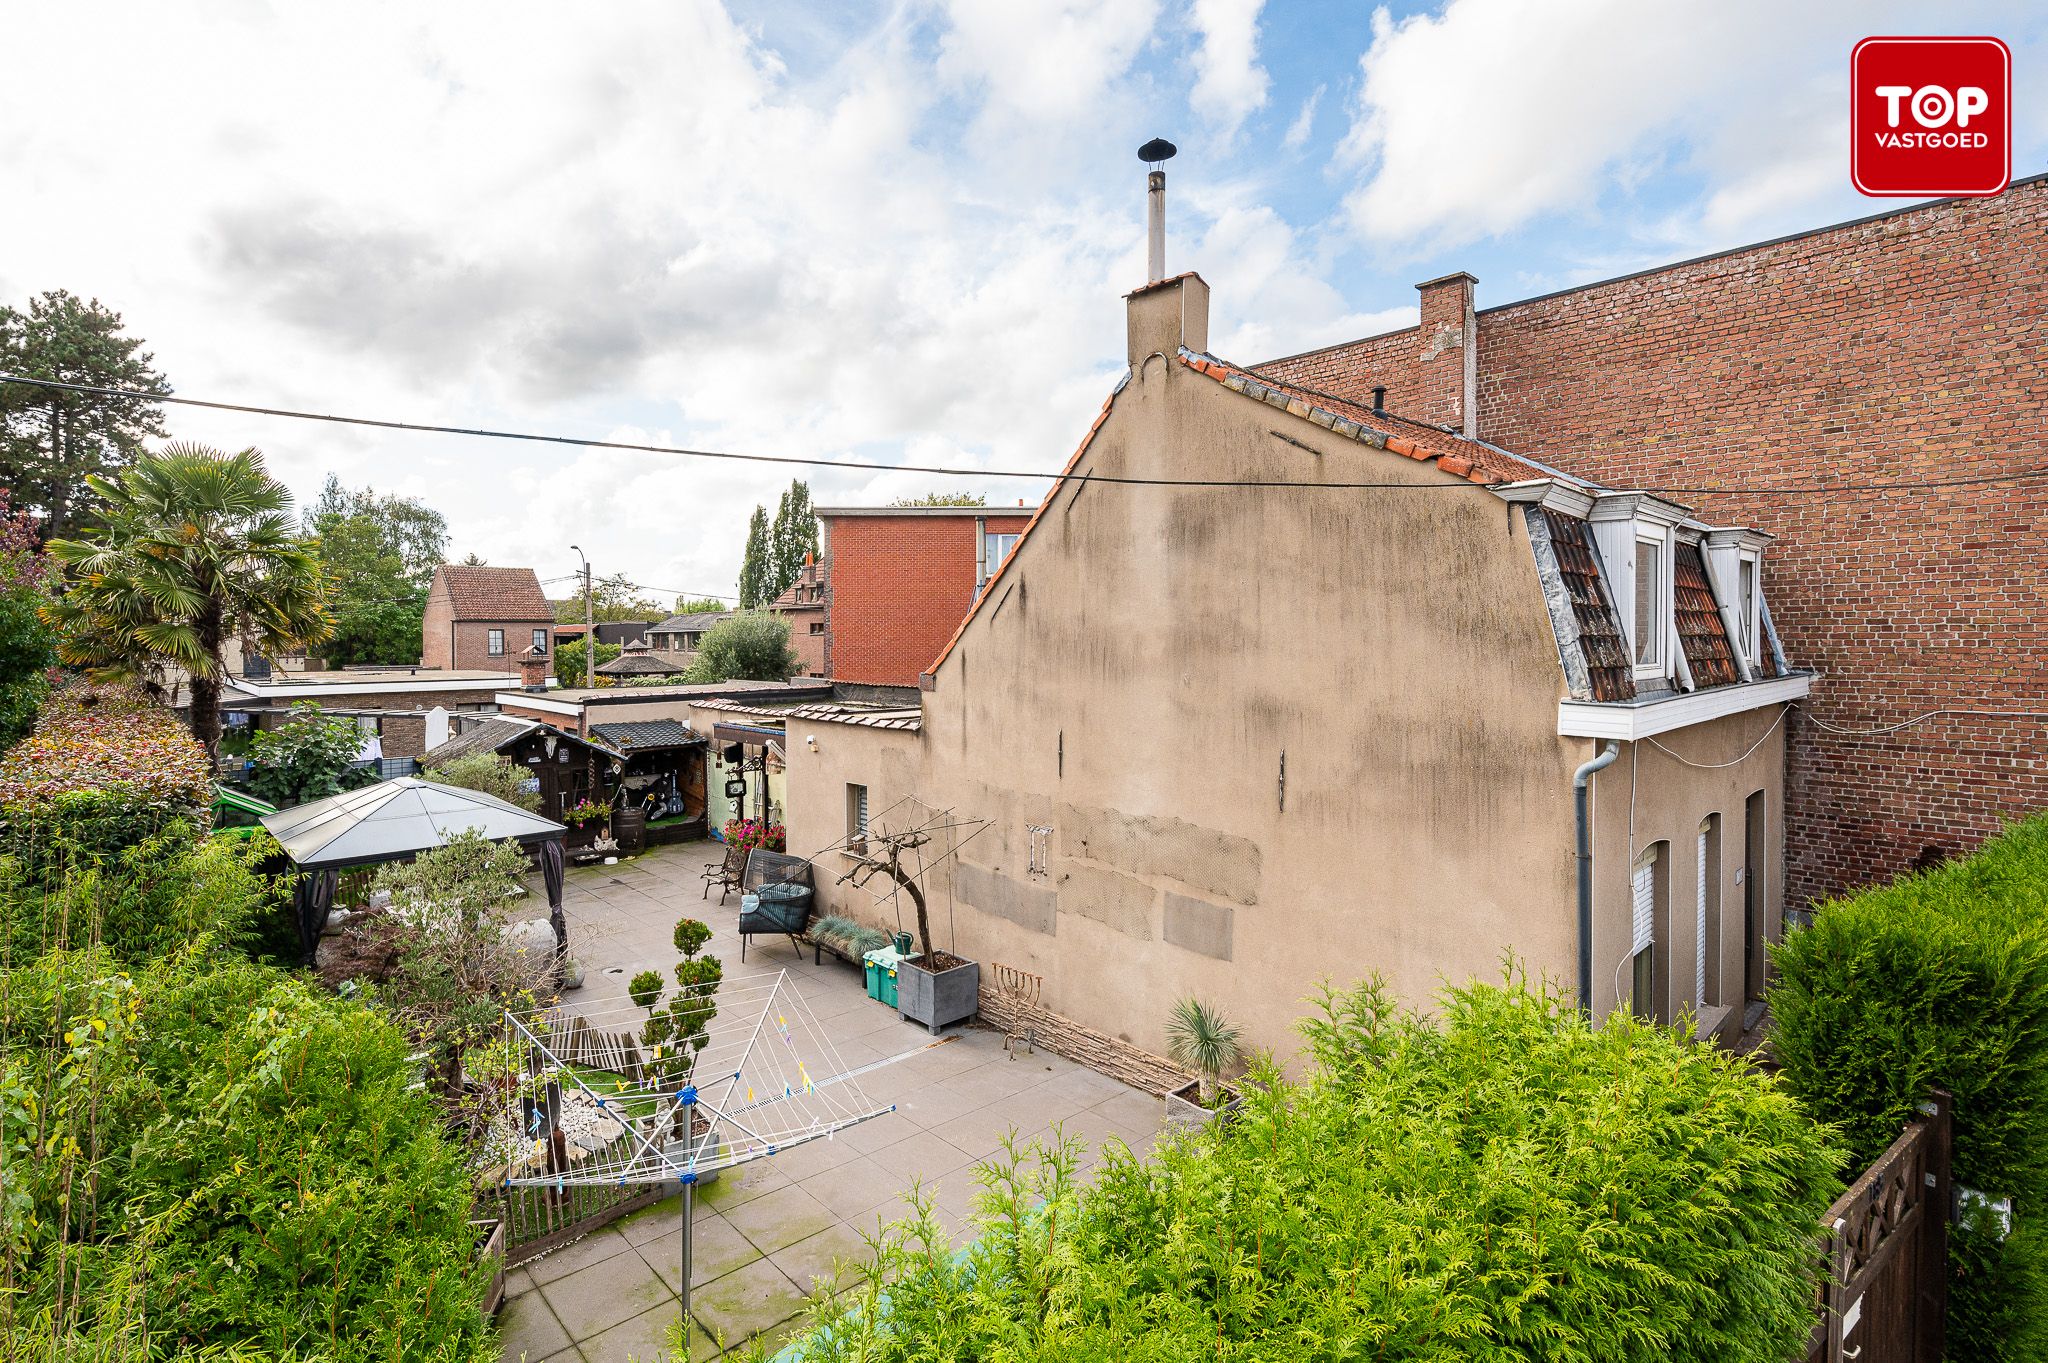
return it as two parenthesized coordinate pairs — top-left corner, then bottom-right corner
(738, 850), (815, 961)
(700, 842), (746, 904)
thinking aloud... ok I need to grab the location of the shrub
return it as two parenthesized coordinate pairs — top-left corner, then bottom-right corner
(1770, 813), (2048, 1362)
(0, 684), (212, 876)
(0, 946), (495, 1360)
(245, 701), (378, 807)
(683, 611), (798, 683)
(775, 973), (1841, 1362)
(423, 750), (542, 812)
(723, 817), (785, 854)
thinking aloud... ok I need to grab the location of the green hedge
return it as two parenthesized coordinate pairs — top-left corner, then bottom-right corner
(0, 945), (496, 1361)
(1771, 814), (2048, 1362)
(775, 975), (1841, 1362)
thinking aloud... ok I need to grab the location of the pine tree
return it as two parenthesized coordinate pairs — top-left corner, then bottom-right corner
(736, 505), (771, 608)
(766, 479), (818, 604)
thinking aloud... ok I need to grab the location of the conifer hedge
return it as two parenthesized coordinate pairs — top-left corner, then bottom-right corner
(775, 975), (1841, 1362)
(1771, 814), (2048, 1363)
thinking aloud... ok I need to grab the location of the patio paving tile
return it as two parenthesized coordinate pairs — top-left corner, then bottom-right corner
(614, 1197), (682, 1249)
(722, 1181), (839, 1256)
(537, 1351), (587, 1363)
(542, 1249), (671, 1343)
(638, 1210), (763, 1291)
(767, 1218), (874, 1296)
(579, 1303), (683, 1362)
(523, 1225), (637, 1288)
(795, 1154), (903, 1224)
(498, 1287), (574, 1361)
(687, 1257), (809, 1353)
(1090, 1088), (1164, 1132)
(871, 1127), (976, 1188)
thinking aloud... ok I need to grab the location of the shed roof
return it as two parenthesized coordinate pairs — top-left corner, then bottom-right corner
(432, 566), (553, 621)
(595, 651), (689, 676)
(419, 716), (538, 766)
(260, 776), (564, 869)
(588, 719), (704, 752)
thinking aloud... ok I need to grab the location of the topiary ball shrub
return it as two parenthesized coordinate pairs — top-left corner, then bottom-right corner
(1770, 813), (2048, 1363)
(628, 968), (664, 1010)
(778, 972), (1842, 1362)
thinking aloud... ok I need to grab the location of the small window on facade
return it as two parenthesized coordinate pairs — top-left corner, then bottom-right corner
(1633, 538), (1665, 673)
(533, 628), (548, 654)
(1027, 824), (1052, 875)
(847, 783), (869, 851)
(487, 628), (505, 656)
(985, 531), (1020, 576)
(1631, 844), (1661, 1020)
(810, 622), (825, 635)
(1738, 556), (1759, 665)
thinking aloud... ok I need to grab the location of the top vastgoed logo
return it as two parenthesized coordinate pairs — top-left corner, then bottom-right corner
(1852, 36), (2011, 198)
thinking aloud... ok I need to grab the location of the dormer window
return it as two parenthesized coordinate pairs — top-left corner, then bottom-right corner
(1633, 535), (1667, 674)
(1737, 554), (1758, 665)
(1587, 491), (1692, 689)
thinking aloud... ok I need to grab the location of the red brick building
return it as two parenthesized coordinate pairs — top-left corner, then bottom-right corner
(421, 565), (555, 672)
(817, 506), (1032, 686)
(767, 555), (827, 677)
(1258, 177), (2048, 905)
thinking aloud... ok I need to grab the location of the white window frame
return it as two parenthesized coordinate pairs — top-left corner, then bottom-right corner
(1737, 550), (1762, 669)
(1631, 845), (1660, 1021)
(1631, 532), (1672, 682)
(846, 783), (869, 851)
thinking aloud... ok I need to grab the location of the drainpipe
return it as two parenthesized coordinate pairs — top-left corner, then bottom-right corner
(1574, 740), (1621, 1018)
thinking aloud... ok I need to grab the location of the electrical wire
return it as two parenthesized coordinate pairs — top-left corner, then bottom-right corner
(1791, 702), (2048, 737)
(1643, 709), (1788, 769)
(7, 371), (2048, 498)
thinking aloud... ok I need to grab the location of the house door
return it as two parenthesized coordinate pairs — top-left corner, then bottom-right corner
(1743, 790), (1767, 1003)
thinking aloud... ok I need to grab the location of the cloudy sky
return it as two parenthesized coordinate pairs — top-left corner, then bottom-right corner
(4, 1), (2043, 605)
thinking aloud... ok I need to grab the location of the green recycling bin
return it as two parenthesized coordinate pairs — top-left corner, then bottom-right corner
(863, 946), (906, 1008)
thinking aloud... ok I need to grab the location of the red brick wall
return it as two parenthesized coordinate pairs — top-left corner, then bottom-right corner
(823, 513), (1032, 686)
(1260, 180), (2048, 905)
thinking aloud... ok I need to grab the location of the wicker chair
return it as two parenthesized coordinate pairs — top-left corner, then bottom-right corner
(699, 842), (747, 904)
(738, 850), (815, 961)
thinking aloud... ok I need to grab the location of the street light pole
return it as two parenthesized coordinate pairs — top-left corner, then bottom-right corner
(570, 544), (593, 687)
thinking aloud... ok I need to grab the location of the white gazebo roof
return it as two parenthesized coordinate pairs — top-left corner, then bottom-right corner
(261, 776), (566, 870)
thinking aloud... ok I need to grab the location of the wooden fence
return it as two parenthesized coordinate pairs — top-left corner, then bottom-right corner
(1806, 1090), (1952, 1363)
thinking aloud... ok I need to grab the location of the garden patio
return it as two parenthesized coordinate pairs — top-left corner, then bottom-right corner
(494, 840), (1173, 1362)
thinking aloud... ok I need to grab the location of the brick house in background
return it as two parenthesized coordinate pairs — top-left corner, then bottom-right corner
(818, 505), (1032, 686)
(767, 555), (827, 677)
(1256, 176), (2048, 906)
(421, 566), (555, 672)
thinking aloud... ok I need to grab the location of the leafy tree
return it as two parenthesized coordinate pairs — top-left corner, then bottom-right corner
(421, 751), (541, 812)
(737, 505), (772, 608)
(891, 491), (986, 506)
(671, 594), (728, 615)
(0, 492), (55, 747)
(683, 611), (798, 684)
(550, 570), (662, 624)
(305, 475), (449, 667)
(768, 479), (819, 602)
(244, 702), (376, 807)
(42, 444), (329, 752)
(554, 637), (621, 687)
(0, 290), (171, 541)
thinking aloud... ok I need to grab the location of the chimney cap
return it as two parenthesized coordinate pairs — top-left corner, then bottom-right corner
(1138, 137), (1177, 165)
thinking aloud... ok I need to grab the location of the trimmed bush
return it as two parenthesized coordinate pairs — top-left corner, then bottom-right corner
(0, 684), (212, 877)
(0, 945), (496, 1360)
(774, 974), (1842, 1362)
(1771, 814), (2048, 1362)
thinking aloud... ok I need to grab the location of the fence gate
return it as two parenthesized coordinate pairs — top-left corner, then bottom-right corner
(1806, 1090), (1951, 1363)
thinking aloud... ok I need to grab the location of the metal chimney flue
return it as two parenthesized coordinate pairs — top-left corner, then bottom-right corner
(1138, 138), (1177, 283)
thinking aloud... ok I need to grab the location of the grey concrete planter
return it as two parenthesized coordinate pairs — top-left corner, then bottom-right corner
(898, 956), (980, 1035)
(1163, 1078), (1241, 1129)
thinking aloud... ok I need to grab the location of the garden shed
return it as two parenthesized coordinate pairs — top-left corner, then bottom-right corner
(261, 776), (568, 965)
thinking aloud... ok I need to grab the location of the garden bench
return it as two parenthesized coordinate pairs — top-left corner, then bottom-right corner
(699, 842), (746, 904)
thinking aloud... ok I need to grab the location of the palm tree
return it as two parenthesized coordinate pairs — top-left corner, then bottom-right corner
(43, 443), (329, 751)
(1166, 997), (1243, 1108)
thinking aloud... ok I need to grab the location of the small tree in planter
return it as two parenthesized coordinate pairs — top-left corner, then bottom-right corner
(838, 819), (979, 1035)
(1164, 997), (1244, 1125)
(636, 917), (724, 1150)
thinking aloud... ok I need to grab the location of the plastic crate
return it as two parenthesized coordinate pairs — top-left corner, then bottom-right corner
(863, 946), (906, 1008)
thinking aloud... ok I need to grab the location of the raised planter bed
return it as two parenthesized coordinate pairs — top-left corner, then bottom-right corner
(1163, 1078), (1242, 1129)
(897, 952), (980, 1035)
(645, 815), (707, 847)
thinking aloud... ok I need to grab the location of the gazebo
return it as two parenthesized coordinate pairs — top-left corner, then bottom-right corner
(261, 776), (569, 966)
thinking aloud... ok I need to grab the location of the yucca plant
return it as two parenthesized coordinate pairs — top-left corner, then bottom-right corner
(1165, 996), (1242, 1107)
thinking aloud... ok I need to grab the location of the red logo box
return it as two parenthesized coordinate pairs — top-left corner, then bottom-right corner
(1852, 37), (2011, 197)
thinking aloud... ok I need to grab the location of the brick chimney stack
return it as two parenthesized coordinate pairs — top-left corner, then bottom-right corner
(516, 646), (550, 692)
(1413, 272), (1479, 439)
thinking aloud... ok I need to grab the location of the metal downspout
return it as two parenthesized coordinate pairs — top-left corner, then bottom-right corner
(1574, 740), (1621, 1017)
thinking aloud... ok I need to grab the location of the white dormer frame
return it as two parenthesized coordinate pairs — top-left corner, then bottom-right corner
(1588, 491), (1692, 687)
(1702, 527), (1774, 679)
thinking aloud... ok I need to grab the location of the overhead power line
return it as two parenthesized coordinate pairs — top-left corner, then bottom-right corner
(3, 372), (2046, 498)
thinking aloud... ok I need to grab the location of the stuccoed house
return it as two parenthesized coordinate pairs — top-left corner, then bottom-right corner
(786, 267), (1808, 1058)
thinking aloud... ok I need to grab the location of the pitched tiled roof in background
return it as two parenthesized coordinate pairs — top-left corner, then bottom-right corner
(434, 566), (553, 620)
(588, 719), (704, 752)
(1673, 542), (1741, 689)
(651, 610), (733, 634)
(419, 716), (537, 766)
(1542, 510), (1636, 703)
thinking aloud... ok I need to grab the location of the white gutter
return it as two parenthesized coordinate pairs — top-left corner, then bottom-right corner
(1558, 673), (1810, 740)
(495, 692), (583, 716)
(224, 674), (518, 701)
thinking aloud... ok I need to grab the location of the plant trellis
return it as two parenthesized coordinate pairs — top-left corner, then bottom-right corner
(496, 969), (892, 1323)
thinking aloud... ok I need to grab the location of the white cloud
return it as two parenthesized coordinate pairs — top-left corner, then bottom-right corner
(1189, 0), (1270, 138)
(936, 0), (1161, 124)
(1333, 0), (1929, 248)
(1283, 84), (1324, 150)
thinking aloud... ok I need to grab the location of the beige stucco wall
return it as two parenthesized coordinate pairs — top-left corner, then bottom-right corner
(785, 279), (1788, 1063)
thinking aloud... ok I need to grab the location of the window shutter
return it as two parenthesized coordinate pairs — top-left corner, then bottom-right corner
(1632, 852), (1656, 953)
(1696, 828), (1709, 1005)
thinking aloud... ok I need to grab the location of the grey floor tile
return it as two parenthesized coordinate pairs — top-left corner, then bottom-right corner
(767, 1219), (875, 1296)
(524, 1227), (638, 1288)
(796, 1155), (902, 1224)
(498, 1287), (574, 1361)
(639, 1210), (762, 1290)
(542, 1251), (672, 1343)
(577, 1302), (680, 1362)
(687, 1257), (810, 1352)
(722, 1182), (838, 1256)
